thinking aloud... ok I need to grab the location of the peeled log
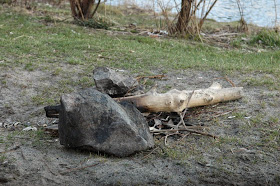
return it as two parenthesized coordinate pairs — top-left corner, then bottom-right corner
(115, 82), (243, 113)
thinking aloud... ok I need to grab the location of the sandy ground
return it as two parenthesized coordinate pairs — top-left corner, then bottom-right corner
(1, 67), (280, 185)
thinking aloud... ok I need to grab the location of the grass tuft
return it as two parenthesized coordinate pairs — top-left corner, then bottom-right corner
(74, 18), (112, 30)
(250, 29), (280, 48)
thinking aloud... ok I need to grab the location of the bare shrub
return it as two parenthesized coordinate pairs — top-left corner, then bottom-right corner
(157, 0), (218, 36)
(236, 0), (248, 33)
(69, 0), (101, 20)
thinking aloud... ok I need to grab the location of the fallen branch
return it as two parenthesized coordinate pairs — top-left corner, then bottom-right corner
(205, 33), (240, 38)
(116, 82), (243, 113)
(136, 74), (166, 81)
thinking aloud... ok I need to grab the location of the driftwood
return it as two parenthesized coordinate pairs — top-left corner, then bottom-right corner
(115, 82), (243, 113)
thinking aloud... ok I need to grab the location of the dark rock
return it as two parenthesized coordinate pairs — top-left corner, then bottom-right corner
(44, 105), (61, 118)
(93, 67), (138, 97)
(59, 88), (154, 157)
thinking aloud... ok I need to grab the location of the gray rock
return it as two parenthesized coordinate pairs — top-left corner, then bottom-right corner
(93, 67), (138, 97)
(59, 88), (154, 157)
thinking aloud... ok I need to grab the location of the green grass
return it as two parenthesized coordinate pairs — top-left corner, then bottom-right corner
(257, 127), (280, 150)
(241, 76), (279, 90)
(0, 154), (7, 163)
(1, 7), (279, 77)
(3, 129), (51, 149)
(0, 0), (12, 4)
(249, 29), (280, 48)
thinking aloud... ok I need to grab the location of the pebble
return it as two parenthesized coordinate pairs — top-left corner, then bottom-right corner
(1, 121), (24, 129)
(13, 122), (21, 127)
(2, 161), (9, 166)
(22, 126), (37, 131)
(213, 147), (221, 153)
(3, 123), (8, 128)
(205, 163), (212, 167)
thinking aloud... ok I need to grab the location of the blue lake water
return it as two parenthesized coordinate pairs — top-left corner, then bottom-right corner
(108, 0), (280, 27)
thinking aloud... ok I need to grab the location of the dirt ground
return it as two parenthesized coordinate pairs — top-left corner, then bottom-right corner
(1, 67), (280, 185)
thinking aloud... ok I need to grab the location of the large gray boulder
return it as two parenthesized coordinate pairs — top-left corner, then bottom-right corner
(93, 67), (138, 97)
(58, 88), (154, 157)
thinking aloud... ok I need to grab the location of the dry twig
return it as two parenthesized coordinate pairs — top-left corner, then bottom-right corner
(215, 76), (236, 87)
(176, 90), (195, 128)
(165, 132), (182, 146)
(136, 74), (166, 81)
(142, 146), (160, 159)
(224, 76), (236, 87)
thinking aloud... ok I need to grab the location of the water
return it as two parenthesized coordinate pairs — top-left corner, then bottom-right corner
(107, 0), (280, 27)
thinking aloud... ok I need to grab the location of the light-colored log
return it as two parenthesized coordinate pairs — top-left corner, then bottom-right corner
(115, 82), (243, 113)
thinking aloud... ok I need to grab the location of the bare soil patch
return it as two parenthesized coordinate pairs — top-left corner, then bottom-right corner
(1, 66), (280, 185)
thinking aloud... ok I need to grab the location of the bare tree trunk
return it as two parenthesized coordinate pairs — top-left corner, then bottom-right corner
(69, 0), (100, 20)
(175, 0), (193, 34)
(170, 0), (218, 35)
(70, 0), (78, 18)
(81, 0), (93, 19)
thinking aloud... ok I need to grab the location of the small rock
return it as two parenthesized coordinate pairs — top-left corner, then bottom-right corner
(93, 67), (139, 97)
(13, 122), (21, 127)
(3, 123), (8, 128)
(205, 163), (211, 167)
(23, 126), (37, 131)
(2, 161), (9, 166)
(128, 23), (137, 28)
(213, 147), (221, 153)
